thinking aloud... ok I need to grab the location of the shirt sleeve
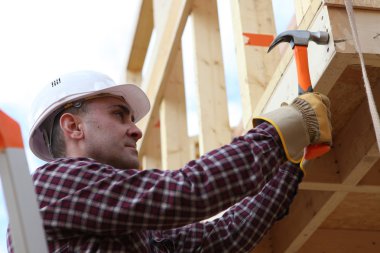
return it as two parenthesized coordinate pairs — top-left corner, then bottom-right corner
(150, 162), (303, 253)
(36, 122), (288, 236)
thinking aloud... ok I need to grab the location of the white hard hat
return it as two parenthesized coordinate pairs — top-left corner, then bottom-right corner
(28, 70), (150, 161)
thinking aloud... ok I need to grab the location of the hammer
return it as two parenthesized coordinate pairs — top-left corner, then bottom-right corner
(268, 30), (330, 160)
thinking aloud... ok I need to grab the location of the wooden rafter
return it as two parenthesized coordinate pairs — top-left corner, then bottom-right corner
(160, 46), (190, 169)
(230, 0), (280, 127)
(126, 0), (153, 84)
(191, 0), (231, 153)
(137, 0), (193, 155)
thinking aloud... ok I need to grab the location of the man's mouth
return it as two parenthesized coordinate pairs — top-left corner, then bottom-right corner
(125, 144), (136, 149)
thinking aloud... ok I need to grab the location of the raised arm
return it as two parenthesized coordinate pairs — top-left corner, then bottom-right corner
(150, 162), (302, 253)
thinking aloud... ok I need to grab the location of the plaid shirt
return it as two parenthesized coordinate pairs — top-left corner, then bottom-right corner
(8, 123), (302, 252)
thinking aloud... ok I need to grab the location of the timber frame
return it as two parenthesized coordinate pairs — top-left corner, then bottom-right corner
(125, 0), (380, 252)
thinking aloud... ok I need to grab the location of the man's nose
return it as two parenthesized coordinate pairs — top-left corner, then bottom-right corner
(128, 123), (143, 140)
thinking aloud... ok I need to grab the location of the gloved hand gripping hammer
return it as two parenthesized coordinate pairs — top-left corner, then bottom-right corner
(267, 30), (330, 160)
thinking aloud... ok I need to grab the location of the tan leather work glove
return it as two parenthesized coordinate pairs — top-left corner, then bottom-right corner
(252, 92), (332, 165)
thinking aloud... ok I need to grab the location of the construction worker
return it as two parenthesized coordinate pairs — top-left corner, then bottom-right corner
(8, 70), (332, 252)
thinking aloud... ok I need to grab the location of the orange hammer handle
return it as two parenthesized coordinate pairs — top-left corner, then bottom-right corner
(293, 45), (330, 160)
(294, 46), (312, 94)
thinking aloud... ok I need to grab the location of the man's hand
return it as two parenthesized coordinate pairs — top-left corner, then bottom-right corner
(252, 92), (332, 164)
(291, 92), (332, 146)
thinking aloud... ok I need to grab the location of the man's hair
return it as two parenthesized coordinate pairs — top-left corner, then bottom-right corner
(50, 103), (88, 158)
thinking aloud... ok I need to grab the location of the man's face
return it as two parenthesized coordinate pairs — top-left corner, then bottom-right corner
(79, 96), (142, 169)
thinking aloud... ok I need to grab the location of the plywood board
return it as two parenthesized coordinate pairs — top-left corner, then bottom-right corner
(321, 192), (380, 230)
(324, 0), (380, 10)
(300, 228), (380, 252)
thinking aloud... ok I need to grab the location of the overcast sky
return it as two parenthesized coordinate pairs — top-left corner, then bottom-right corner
(0, 1), (293, 252)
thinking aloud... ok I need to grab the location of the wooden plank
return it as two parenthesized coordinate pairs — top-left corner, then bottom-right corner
(191, 0), (231, 153)
(230, 0), (280, 127)
(299, 228), (380, 252)
(160, 47), (190, 170)
(331, 80), (380, 183)
(321, 193), (380, 230)
(127, 0), (153, 73)
(301, 146), (341, 183)
(360, 158), (380, 185)
(249, 232), (273, 253)
(328, 7), (380, 55)
(310, 2), (380, 95)
(141, 113), (161, 170)
(324, 0), (380, 10)
(295, 0), (312, 25)
(152, 0), (171, 28)
(188, 136), (200, 160)
(137, 0), (193, 155)
(271, 190), (337, 253)
(300, 182), (380, 193)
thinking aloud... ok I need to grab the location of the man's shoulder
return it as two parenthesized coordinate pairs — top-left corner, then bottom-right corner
(32, 157), (122, 190)
(34, 157), (115, 177)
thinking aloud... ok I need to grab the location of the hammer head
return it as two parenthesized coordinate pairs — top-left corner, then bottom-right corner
(267, 30), (329, 52)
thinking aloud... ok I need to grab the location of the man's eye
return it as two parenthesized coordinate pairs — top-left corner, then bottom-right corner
(114, 111), (124, 119)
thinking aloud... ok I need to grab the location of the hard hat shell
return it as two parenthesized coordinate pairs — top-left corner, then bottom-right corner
(28, 70), (150, 161)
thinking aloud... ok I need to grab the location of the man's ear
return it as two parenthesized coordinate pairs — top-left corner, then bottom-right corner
(60, 113), (84, 140)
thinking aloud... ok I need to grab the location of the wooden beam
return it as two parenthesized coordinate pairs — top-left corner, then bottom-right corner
(249, 232), (273, 253)
(137, 0), (193, 155)
(191, 0), (231, 154)
(272, 189), (337, 253)
(322, 192), (380, 230)
(188, 136), (200, 160)
(126, 0), (153, 79)
(300, 182), (380, 193)
(302, 148), (341, 183)
(324, 0), (380, 10)
(140, 112), (161, 170)
(299, 228), (380, 252)
(328, 7), (380, 55)
(160, 47), (190, 169)
(230, 0), (280, 127)
(332, 83), (380, 184)
(294, 0), (312, 25)
(152, 0), (171, 27)
(360, 159), (380, 185)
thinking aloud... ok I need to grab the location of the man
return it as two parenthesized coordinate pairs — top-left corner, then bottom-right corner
(8, 70), (332, 252)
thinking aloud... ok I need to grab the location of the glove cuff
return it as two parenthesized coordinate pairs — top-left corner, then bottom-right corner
(253, 106), (310, 163)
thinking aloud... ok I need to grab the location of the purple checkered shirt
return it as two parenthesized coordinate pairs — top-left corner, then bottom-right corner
(7, 123), (302, 252)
